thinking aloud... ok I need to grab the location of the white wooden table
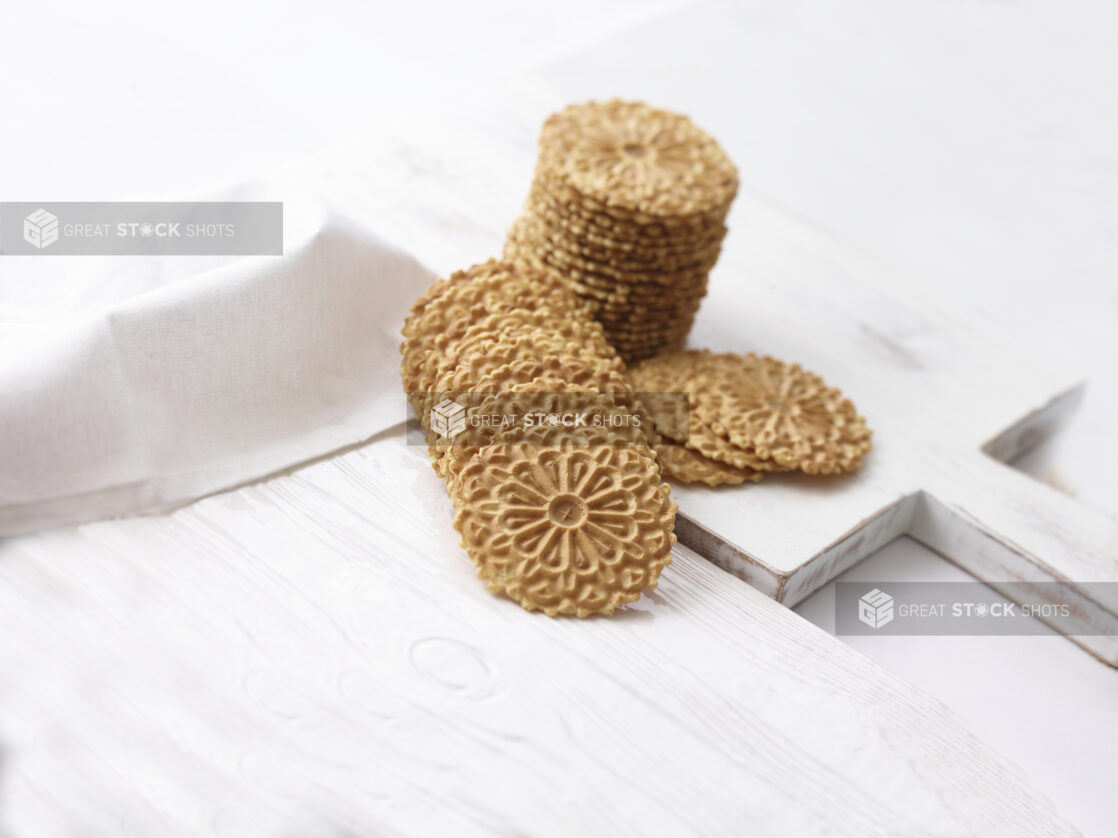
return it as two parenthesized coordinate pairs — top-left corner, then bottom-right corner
(2, 1), (1116, 835)
(0, 436), (1079, 837)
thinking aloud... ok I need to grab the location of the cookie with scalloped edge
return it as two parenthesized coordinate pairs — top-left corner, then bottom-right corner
(512, 211), (724, 275)
(536, 101), (737, 220)
(403, 261), (581, 343)
(692, 354), (873, 475)
(447, 360), (661, 461)
(626, 349), (709, 395)
(439, 382), (655, 485)
(414, 328), (624, 420)
(624, 351), (779, 469)
(413, 306), (616, 396)
(451, 443), (676, 617)
(655, 443), (764, 487)
(404, 258), (575, 334)
(525, 183), (730, 246)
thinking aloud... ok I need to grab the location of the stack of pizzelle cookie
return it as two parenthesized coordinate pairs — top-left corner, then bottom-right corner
(626, 350), (873, 486)
(504, 100), (738, 362)
(400, 259), (677, 618)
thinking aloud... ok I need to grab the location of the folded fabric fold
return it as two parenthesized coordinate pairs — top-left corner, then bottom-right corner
(0, 196), (434, 535)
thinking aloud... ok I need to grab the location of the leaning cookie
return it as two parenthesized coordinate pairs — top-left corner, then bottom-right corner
(451, 443), (676, 617)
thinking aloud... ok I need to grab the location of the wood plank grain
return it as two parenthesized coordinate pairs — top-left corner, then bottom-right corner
(0, 433), (1078, 836)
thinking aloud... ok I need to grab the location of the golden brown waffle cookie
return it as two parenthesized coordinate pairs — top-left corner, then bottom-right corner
(415, 308), (616, 394)
(436, 380), (588, 483)
(422, 302), (567, 358)
(655, 443), (765, 487)
(690, 354), (873, 475)
(405, 261), (493, 329)
(426, 439), (447, 477)
(624, 391), (690, 443)
(432, 359), (662, 482)
(508, 103), (733, 363)
(527, 189), (728, 249)
(536, 101), (737, 220)
(401, 259), (594, 406)
(624, 350), (781, 468)
(496, 263), (702, 362)
(620, 346), (686, 364)
(405, 258), (575, 329)
(532, 168), (732, 230)
(626, 349), (872, 474)
(403, 296), (560, 404)
(590, 303), (700, 327)
(403, 300), (558, 404)
(421, 327), (623, 413)
(508, 218), (715, 292)
(440, 385), (656, 486)
(604, 337), (692, 358)
(513, 211), (724, 275)
(563, 263), (711, 293)
(473, 359), (630, 398)
(588, 318), (695, 339)
(570, 281), (708, 307)
(451, 443), (676, 617)
(451, 323), (620, 370)
(680, 414), (779, 471)
(403, 263), (581, 343)
(559, 262), (711, 293)
(602, 326), (694, 348)
(594, 322), (698, 344)
(526, 182), (731, 247)
(626, 349), (708, 395)
(606, 310), (696, 329)
(419, 355), (625, 437)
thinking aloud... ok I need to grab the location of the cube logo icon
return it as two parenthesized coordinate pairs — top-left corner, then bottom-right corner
(24, 209), (60, 249)
(429, 398), (467, 439)
(858, 588), (894, 629)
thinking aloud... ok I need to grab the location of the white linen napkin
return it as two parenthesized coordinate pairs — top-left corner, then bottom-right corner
(0, 189), (435, 535)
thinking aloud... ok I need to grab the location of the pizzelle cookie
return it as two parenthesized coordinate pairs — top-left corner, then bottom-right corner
(654, 443), (765, 487)
(514, 210), (724, 275)
(404, 267), (581, 343)
(402, 258), (682, 618)
(436, 380), (587, 484)
(430, 359), (649, 482)
(404, 258), (577, 331)
(440, 384), (656, 487)
(527, 182), (731, 246)
(416, 308), (616, 395)
(401, 259), (593, 407)
(691, 354), (873, 475)
(506, 101), (738, 361)
(470, 362), (661, 449)
(536, 101), (738, 219)
(451, 443), (676, 617)
(626, 353), (775, 469)
(418, 328), (623, 419)
(626, 349), (872, 475)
